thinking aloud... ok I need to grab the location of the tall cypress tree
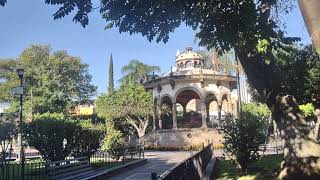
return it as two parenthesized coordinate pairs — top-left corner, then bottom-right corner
(108, 54), (114, 93)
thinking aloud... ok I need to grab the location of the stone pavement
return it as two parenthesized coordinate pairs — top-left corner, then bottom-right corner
(105, 151), (191, 180)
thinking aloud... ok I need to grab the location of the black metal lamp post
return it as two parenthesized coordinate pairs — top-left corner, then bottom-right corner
(235, 52), (242, 114)
(16, 66), (25, 180)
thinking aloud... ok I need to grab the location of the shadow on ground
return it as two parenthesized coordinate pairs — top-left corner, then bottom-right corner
(215, 154), (283, 180)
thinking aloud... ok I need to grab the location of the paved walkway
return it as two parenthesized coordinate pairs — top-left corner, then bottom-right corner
(106, 151), (191, 180)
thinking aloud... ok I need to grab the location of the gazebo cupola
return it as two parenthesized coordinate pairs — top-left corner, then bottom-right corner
(176, 47), (204, 69)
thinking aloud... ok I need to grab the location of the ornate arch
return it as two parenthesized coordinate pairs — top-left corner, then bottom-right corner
(220, 92), (232, 113)
(173, 86), (204, 102)
(159, 94), (174, 105)
(204, 91), (219, 101)
(218, 87), (231, 102)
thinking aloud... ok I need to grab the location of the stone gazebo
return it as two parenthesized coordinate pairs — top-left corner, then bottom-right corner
(143, 47), (237, 147)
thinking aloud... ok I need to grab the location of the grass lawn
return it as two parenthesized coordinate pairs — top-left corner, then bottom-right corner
(216, 154), (283, 180)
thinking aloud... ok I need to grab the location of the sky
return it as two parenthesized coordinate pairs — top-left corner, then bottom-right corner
(0, 0), (311, 94)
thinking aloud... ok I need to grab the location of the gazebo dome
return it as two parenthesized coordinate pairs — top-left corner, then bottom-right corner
(176, 47), (204, 69)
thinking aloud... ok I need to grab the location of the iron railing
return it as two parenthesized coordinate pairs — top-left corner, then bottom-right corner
(1, 145), (144, 180)
(0, 160), (47, 180)
(157, 144), (213, 180)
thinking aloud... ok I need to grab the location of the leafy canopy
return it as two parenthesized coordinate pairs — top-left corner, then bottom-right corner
(96, 82), (152, 120)
(249, 45), (320, 109)
(0, 45), (97, 115)
(96, 82), (152, 137)
(120, 59), (160, 85)
(22, 0), (294, 52)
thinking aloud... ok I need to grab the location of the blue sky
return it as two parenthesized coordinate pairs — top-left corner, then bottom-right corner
(0, 0), (311, 94)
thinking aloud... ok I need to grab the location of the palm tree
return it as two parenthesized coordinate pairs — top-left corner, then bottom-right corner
(120, 60), (160, 85)
(298, 0), (320, 55)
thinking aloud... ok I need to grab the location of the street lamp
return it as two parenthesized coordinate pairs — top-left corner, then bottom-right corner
(234, 51), (242, 114)
(16, 65), (25, 180)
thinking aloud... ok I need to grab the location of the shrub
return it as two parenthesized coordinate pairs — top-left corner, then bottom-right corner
(241, 103), (271, 121)
(102, 127), (125, 160)
(72, 120), (107, 157)
(25, 113), (107, 161)
(24, 113), (79, 161)
(299, 103), (315, 117)
(219, 111), (267, 172)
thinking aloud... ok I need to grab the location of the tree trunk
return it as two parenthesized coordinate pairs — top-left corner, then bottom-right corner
(236, 48), (320, 179)
(268, 94), (320, 179)
(298, 0), (320, 56)
(126, 116), (149, 138)
(315, 109), (320, 141)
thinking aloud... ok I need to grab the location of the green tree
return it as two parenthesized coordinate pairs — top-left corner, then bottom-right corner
(96, 82), (152, 137)
(279, 45), (320, 109)
(249, 45), (320, 139)
(0, 113), (17, 164)
(108, 54), (114, 94)
(0, 59), (19, 104)
(120, 60), (160, 85)
(0, 45), (97, 116)
(6, 0), (320, 177)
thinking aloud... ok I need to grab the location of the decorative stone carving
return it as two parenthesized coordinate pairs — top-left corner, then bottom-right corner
(157, 84), (162, 93)
(217, 80), (222, 87)
(169, 78), (175, 90)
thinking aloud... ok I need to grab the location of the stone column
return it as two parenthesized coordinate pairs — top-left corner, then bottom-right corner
(172, 103), (178, 129)
(201, 99), (208, 128)
(218, 101), (222, 121)
(182, 104), (187, 116)
(152, 105), (157, 131)
(228, 96), (232, 113)
(157, 104), (162, 129)
(233, 101), (238, 116)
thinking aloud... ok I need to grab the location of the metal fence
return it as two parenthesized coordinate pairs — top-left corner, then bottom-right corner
(1, 146), (144, 180)
(156, 144), (213, 180)
(0, 160), (47, 180)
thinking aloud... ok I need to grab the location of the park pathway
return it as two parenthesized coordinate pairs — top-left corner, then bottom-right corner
(105, 151), (191, 180)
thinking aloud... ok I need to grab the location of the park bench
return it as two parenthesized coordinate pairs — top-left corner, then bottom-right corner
(45, 157), (104, 180)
